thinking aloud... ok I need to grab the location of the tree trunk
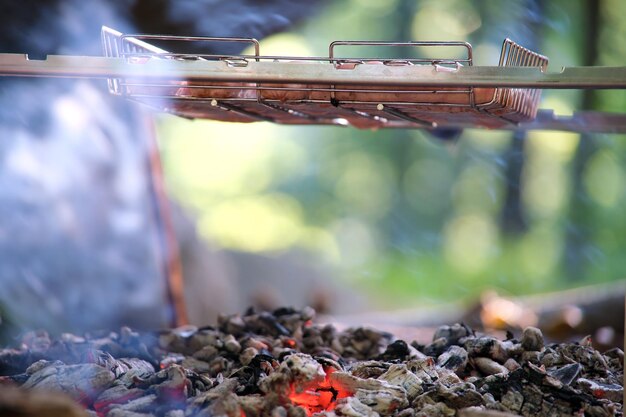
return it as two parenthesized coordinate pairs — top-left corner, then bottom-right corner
(564, 0), (601, 282)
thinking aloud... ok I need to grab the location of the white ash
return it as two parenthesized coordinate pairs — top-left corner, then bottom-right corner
(0, 307), (623, 417)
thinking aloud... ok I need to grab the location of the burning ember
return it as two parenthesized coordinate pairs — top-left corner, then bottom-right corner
(0, 307), (623, 417)
(292, 368), (360, 415)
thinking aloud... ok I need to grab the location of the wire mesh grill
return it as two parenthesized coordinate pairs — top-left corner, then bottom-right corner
(100, 26), (548, 130)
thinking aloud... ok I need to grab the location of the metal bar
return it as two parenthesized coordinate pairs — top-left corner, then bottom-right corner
(376, 110), (626, 133)
(376, 104), (435, 128)
(213, 100), (275, 122)
(1, 54), (625, 89)
(119, 52), (471, 66)
(333, 110), (626, 133)
(257, 101), (321, 121)
(335, 106), (388, 125)
(120, 33), (260, 60)
(122, 80), (470, 94)
(517, 109), (626, 133)
(328, 40), (473, 66)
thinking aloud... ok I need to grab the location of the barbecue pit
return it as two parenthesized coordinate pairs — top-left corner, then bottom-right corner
(0, 26), (624, 417)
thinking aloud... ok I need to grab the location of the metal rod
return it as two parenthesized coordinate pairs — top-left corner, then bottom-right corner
(213, 100), (275, 122)
(328, 40), (472, 66)
(1, 54), (626, 88)
(258, 101), (321, 121)
(120, 33), (260, 60)
(377, 104), (435, 128)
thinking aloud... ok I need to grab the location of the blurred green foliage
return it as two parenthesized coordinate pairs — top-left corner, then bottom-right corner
(158, 0), (626, 308)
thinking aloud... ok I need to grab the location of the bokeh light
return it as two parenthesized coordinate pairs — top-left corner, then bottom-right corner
(156, 0), (626, 309)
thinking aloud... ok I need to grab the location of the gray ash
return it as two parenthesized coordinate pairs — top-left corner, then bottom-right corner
(0, 308), (623, 417)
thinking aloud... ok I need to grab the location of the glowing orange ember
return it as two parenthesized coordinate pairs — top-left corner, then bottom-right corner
(287, 367), (352, 416)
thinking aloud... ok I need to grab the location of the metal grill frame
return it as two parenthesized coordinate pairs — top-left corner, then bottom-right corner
(100, 27), (549, 129)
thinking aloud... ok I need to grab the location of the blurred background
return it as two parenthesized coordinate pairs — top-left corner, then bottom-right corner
(0, 0), (624, 348)
(158, 0), (626, 314)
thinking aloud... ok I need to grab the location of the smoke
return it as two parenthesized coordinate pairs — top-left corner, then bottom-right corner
(132, 0), (324, 54)
(0, 78), (168, 333)
(0, 0), (323, 337)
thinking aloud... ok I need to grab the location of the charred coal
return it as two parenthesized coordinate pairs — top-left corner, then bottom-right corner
(0, 307), (623, 417)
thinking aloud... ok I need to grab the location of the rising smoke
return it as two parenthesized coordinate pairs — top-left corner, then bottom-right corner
(0, 0), (323, 338)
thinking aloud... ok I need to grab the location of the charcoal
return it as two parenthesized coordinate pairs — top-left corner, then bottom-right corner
(160, 353), (186, 368)
(538, 346), (562, 368)
(190, 377), (239, 408)
(151, 365), (190, 403)
(458, 407), (520, 417)
(158, 325), (197, 355)
(179, 356), (211, 373)
(239, 347), (260, 366)
(107, 394), (157, 413)
(107, 410), (154, 417)
(376, 340), (410, 361)
(350, 360), (389, 379)
(223, 334), (242, 354)
(396, 408), (416, 417)
(89, 351), (154, 381)
(22, 362), (115, 402)
(472, 357), (508, 376)
(334, 396), (379, 417)
(0, 310), (622, 417)
(0, 385), (89, 417)
(464, 337), (509, 363)
(407, 343), (428, 361)
(26, 358), (57, 374)
(432, 323), (473, 346)
(271, 405), (288, 417)
(242, 336), (271, 352)
(423, 337), (449, 358)
(503, 358), (520, 373)
(520, 327), (544, 352)
(255, 312), (292, 337)
(188, 329), (223, 353)
(218, 314), (247, 336)
(116, 328), (157, 363)
(277, 353), (325, 393)
(339, 327), (393, 360)
(94, 386), (146, 415)
(499, 386), (524, 413)
(577, 377), (623, 402)
(428, 382), (485, 409)
(406, 357), (438, 384)
(330, 371), (408, 413)
(520, 350), (541, 365)
(302, 327), (324, 350)
(0, 348), (36, 375)
(378, 363), (423, 399)
(549, 362), (581, 385)
(207, 355), (232, 376)
(22, 330), (52, 352)
(0, 371), (29, 384)
(411, 396), (456, 417)
(603, 347), (624, 364)
(437, 345), (468, 374)
(287, 404), (308, 417)
(313, 356), (343, 372)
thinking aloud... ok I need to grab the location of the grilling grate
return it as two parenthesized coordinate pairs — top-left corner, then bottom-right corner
(1, 26), (626, 132)
(101, 27), (549, 130)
